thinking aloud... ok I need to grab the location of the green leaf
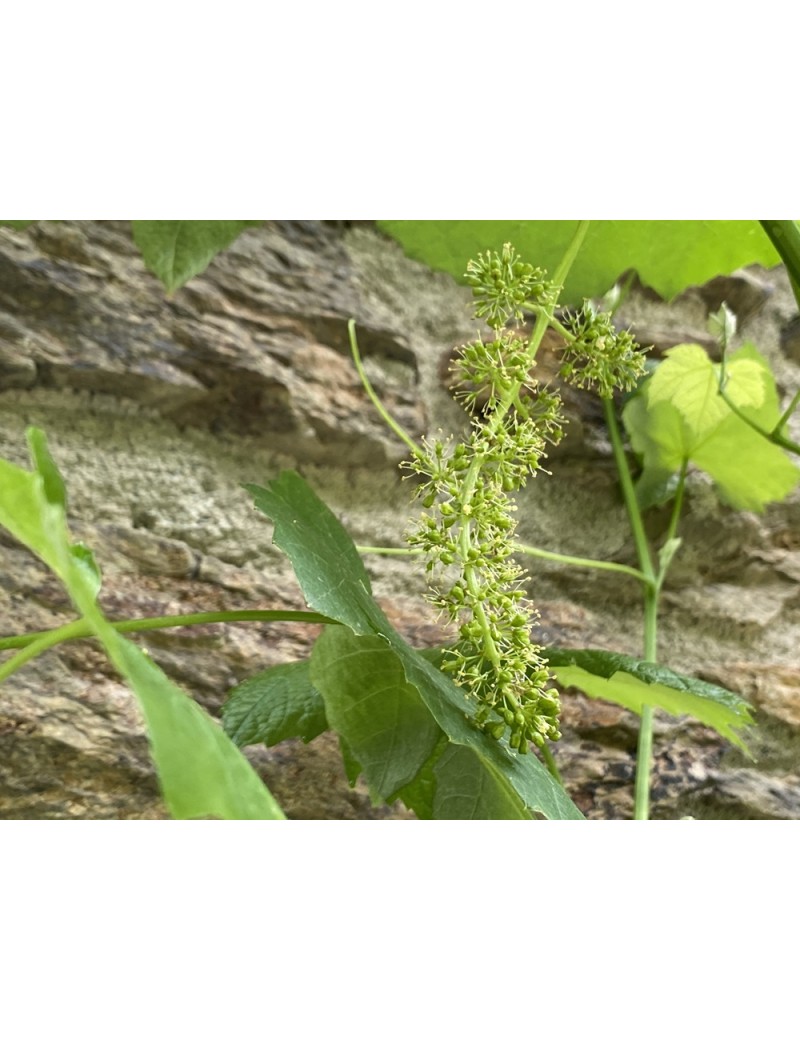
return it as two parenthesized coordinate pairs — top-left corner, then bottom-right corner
(131, 220), (260, 294)
(26, 426), (68, 509)
(0, 220), (35, 229)
(646, 344), (765, 438)
(245, 477), (381, 637)
(623, 344), (799, 512)
(0, 428), (284, 819)
(377, 221), (780, 306)
(108, 634), (286, 819)
(310, 628), (442, 802)
(222, 659), (328, 748)
(544, 647), (755, 753)
(393, 733), (449, 819)
(338, 735), (363, 787)
(432, 744), (530, 819)
(248, 471), (583, 820)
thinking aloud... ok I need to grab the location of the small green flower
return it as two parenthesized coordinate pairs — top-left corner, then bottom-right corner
(559, 301), (647, 398)
(465, 243), (557, 329)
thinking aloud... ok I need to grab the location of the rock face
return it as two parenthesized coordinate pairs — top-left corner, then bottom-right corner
(1, 220), (799, 819)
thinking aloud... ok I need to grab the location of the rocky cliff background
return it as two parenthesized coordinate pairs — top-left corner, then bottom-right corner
(1, 219), (799, 819)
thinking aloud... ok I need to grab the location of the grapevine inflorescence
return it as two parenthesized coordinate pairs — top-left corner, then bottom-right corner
(405, 244), (647, 754)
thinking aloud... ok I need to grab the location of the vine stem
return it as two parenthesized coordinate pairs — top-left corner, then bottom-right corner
(348, 319), (419, 454)
(540, 742), (564, 785)
(356, 540), (651, 585)
(515, 542), (651, 586)
(0, 609), (338, 680)
(759, 220), (800, 313)
(718, 386), (800, 456)
(603, 398), (658, 820)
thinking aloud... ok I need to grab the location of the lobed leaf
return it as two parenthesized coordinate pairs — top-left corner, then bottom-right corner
(545, 647), (755, 753)
(247, 471), (583, 819)
(646, 344), (765, 437)
(377, 221), (780, 306)
(623, 343), (799, 512)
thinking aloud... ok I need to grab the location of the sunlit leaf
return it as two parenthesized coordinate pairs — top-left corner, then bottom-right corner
(623, 343), (799, 512)
(378, 221), (780, 306)
(545, 647), (755, 753)
(646, 344), (765, 437)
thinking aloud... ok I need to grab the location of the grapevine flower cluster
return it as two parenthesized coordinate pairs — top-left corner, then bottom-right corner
(559, 300), (645, 398)
(404, 243), (647, 756)
(405, 245), (564, 752)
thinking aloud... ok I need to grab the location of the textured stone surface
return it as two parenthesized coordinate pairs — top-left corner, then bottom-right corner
(2, 219), (800, 820)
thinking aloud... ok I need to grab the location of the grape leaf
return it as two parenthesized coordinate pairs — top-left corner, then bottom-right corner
(132, 220), (260, 294)
(646, 344), (765, 437)
(393, 733), (449, 819)
(223, 659), (328, 748)
(623, 343), (799, 512)
(310, 628), (442, 802)
(0, 428), (284, 819)
(247, 471), (583, 820)
(432, 743), (530, 819)
(544, 647), (754, 753)
(377, 220), (780, 306)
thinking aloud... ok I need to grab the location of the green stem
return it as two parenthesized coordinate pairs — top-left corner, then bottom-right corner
(552, 221), (591, 287)
(774, 386), (800, 437)
(602, 399), (656, 583)
(348, 319), (419, 455)
(0, 620), (88, 683)
(634, 703), (655, 820)
(515, 541), (652, 586)
(357, 539), (652, 589)
(0, 608), (338, 664)
(540, 742), (564, 786)
(664, 461), (688, 547)
(719, 387), (800, 456)
(759, 220), (800, 313)
(603, 397), (659, 820)
(459, 223), (592, 670)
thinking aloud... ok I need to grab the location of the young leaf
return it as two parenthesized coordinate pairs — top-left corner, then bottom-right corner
(0, 428), (285, 819)
(544, 647), (755, 753)
(377, 221), (780, 306)
(247, 471), (584, 820)
(131, 220), (260, 294)
(222, 659), (328, 748)
(646, 344), (765, 437)
(623, 343), (799, 512)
